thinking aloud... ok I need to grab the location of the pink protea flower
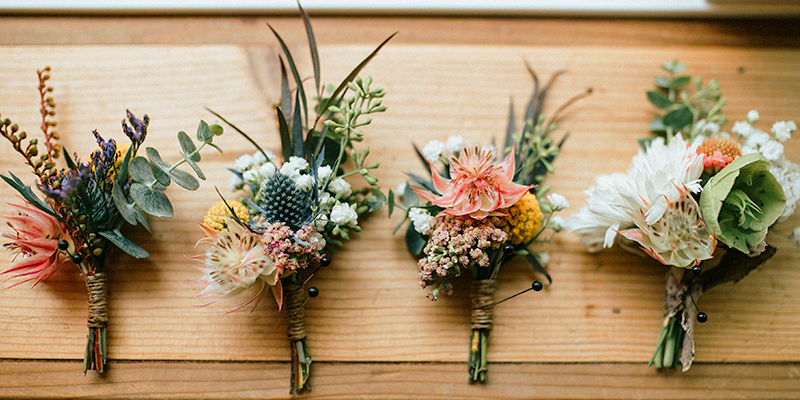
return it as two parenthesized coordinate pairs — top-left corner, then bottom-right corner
(2, 202), (74, 288)
(414, 146), (532, 219)
(190, 218), (283, 312)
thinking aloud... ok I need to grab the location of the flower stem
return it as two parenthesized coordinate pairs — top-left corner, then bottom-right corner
(285, 277), (311, 393)
(83, 272), (108, 373)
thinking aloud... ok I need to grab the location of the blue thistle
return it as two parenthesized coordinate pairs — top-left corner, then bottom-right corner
(259, 173), (315, 228)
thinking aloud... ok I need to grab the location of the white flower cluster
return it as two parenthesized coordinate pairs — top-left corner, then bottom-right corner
(409, 207), (436, 235)
(421, 135), (466, 162)
(230, 151), (360, 229)
(730, 111), (800, 221)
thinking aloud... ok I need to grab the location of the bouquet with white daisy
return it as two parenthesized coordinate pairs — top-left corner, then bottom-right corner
(566, 60), (799, 371)
(391, 67), (589, 382)
(189, 7), (393, 393)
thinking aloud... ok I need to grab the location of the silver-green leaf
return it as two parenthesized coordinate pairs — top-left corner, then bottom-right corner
(130, 182), (174, 218)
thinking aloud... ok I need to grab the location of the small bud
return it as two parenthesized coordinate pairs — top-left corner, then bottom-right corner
(10, 124), (19, 133)
(93, 248), (103, 256)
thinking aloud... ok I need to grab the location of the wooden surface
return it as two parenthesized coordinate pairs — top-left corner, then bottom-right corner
(0, 15), (799, 399)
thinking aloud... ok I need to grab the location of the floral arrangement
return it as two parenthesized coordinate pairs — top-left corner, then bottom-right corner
(566, 60), (799, 371)
(189, 7), (393, 393)
(391, 68), (589, 382)
(0, 68), (220, 373)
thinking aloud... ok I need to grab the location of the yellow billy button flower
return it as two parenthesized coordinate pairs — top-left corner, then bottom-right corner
(494, 192), (542, 245)
(204, 200), (251, 231)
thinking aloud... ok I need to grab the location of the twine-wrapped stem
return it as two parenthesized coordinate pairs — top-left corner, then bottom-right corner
(468, 279), (496, 383)
(284, 280), (311, 393)
(83, 272), (108, 373)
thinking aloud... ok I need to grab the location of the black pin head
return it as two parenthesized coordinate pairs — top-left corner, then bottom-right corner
(320, 256), (331, 267)
(532, 281), (544, 292)
(696, 312), (708, 323)
(308, 286), (319, 298)
(57, 240), (69, 251)
(691, 266), (702, 276)
(71, 253), (83, 264)
(502, 244), (515, 255)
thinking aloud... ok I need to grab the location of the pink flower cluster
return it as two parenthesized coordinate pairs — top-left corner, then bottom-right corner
(418, 215), (507, 299)
(261, 222), (324, 273)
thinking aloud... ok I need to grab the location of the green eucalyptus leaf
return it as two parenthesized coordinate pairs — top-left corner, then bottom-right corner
(145, 147), (170, 173)
(112, 181), (138, 226)
(130, 182), (174, 218)
(196, 120), (212, 143)
(405, 222), (427, 256)
(669, 75), (691, 89)
(169, 168), (200, 190)
(654, 75), (670, 89)
(646, 90), (672, 109)
(151, 161), (171, 186)
(402, 183), (419, 208)
(387, 189), (395, 216)
(180, 151), (206, 180)
(367, 187), (387, 213)
(129, 156), (156, 183)
(99, 230), (150, 259)
(177, 131), (200, 162)
(663, 106), (692, 130)
(648, 116), (667, 133)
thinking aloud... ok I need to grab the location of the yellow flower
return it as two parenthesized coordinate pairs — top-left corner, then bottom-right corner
(494, 192), (542, 245)
(204, 200), (251, 231)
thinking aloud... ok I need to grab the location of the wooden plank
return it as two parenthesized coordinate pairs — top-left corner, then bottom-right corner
(0, 45), (798, 367)
(0, 361), (799, 399)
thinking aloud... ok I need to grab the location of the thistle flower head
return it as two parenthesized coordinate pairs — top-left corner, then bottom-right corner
(258, 172), (315, 228)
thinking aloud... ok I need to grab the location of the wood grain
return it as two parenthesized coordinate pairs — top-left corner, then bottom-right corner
(0, 16), (799, 399)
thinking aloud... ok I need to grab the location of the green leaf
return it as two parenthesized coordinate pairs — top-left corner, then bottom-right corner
(367, 187), (386, 213)
(0, 172), (60, 219)
(648, 116), (667, 133)
(402, 183), (419, 208)
(669, 75), (691, 89)
(145, 147), (170, 173)
(99, 230), (149, 259)
(292, 91), (304, 158)
(654, 75), (670, 89)
(112, 181), (139, 226)
(151, 161), (171, 186)
(405, 223), (427, 256)
(169, 168), (199, 190)
(646, 90), (672, 109)
(387, 189), (395, 216)
(279, 56), (292, 125)
(116, 142), (135, 187)
(276, 106), (293, 163)
(128, 156), (156, 184)
(130, 182), (174, 218)
(178, 130), (200, 162)
(195, 120), (212, 144)
(180, 151), (206, 180)
(663, 106), (692, 130)
(299, 2), (321, 97)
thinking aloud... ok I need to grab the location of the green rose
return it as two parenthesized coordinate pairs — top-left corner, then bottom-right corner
(699, 153), (786, 253)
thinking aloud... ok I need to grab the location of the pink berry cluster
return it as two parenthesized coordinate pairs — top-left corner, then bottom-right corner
(418, 215), (508, 300)
(261, 222), (324, 273)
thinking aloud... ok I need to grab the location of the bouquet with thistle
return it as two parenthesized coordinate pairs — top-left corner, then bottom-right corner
(566, 60), (799, 371)
(391, 67), (589, 382)
(189, 7), (393, 394)
(0, 68), (221, 373)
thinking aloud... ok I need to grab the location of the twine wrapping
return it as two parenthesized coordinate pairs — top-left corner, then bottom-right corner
(285, 282), (307, 341)
(85, 272), (108, 329)
(470, 279), (497, 331)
